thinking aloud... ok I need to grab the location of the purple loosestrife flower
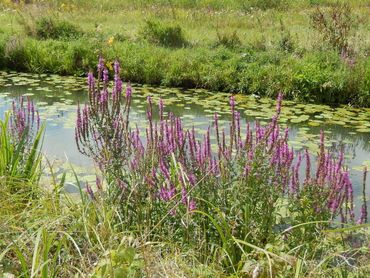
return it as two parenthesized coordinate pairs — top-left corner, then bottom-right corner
(36, 111), (40, 130)
(343, 171), (355, 221)
(276, 92), (283, 115)
(98, 56), (104, 71)
(86, 182), (95, 200)
(229, 95), (235, 111)
(357, 205), (367, 224)
(316, 130), (326, 182)
(214, 113), (220, 146)
(289, 167), (297, 194)
(168, 186), (176, 200)
(126, 85), (132, 98)
(88, 72), (95, 92)
(159, 98), (164, 121)
(294, 153), (302, 188)
(206, 127), (211, 158)
(147, 96), (154, 146)
(181, 186), (187, 205)
(243, 163), (251, 177)
(160, 159), (171, 181)
(10, 97), (40, 144)
(96, 176), (102, 191)
(188, 200), (196, 212)
(103, 69), (109, 85)
(187, 173), (196, 187)
(304, 149), (311, 184)
(229, 95), (236, 151)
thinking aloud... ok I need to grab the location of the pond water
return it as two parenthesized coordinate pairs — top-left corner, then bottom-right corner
(0, 71), (369, 217)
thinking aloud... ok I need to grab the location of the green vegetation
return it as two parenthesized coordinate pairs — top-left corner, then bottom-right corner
(2, 168), (368, 277)
(1, 83), (369, 277)
(0, 0), (369, 106)
(0, 113), (43, 185)
(31, 16), (83, 40)
(0, 2), (369, 276)
(140, 20), (188, 48)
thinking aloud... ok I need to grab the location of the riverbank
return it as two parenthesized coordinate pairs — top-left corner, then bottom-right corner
(0, 0), (369, 106)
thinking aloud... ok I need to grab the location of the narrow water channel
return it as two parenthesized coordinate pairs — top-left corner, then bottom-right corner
(1, 71), (369, 217)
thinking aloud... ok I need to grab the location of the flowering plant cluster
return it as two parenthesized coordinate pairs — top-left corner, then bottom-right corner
(1, 96), (42, 184)
(76, 58), (366, 265)
(9, 97), (40, 145)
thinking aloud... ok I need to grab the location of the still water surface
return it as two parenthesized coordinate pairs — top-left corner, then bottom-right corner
(0, 71), (369, 216)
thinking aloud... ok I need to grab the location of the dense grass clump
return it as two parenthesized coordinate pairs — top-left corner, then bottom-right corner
(140, 20), (188, 48)
(215, 30), (242, 49)
(33, 17), (82, 40)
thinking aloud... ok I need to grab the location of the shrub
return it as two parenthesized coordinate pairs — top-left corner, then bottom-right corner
(278, 19), (295, 53)
(4, 36), (28, 71)
(311, 3), (355, 55)
(0, 35), (6, 69)
(346, 58), (370, 107)
(34, 16), (82, 40)
(289, 51), (346, 103)
(140, 20), (187, 48)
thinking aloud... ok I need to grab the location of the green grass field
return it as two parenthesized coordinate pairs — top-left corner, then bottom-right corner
(0, 0), (369, 105)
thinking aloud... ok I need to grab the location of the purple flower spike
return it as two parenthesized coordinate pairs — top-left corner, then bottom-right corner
(126, 86), (132, 98)
(114, 60), (120, 75)
(98, 56), (104, 72)
(189, 200), (196, 212)
(276, 92), (283, 115)
(103, 69), (109, 84)
(86, 182), (95, 200)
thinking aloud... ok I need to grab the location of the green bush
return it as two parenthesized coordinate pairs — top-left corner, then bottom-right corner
(35, 17), (82, 40)
(4, 36), (28, 71)
(278, 20), (295, 53)
(290, 51), (346, 103)
(162, 48), (204, 88)
(0, 35), (6, 69)
(346, 58), (370, 107)
(140, 20), (188, 48)
(310, 3), (354, 54)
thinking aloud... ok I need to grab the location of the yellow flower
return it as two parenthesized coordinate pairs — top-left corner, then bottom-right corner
(107, 36), (114, 46)
(106, 62), (113, 71)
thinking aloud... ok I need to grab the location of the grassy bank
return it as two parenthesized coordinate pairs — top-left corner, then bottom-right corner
(2, 171), (369, 277)
(0, 0), (369, 106)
